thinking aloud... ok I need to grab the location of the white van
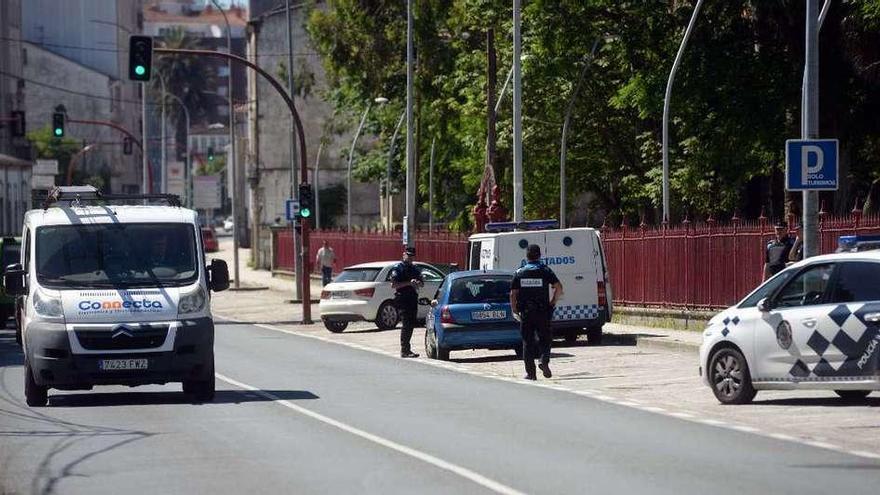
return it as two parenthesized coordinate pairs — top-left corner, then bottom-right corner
(2, 186), (229, 407)
(468, 222), (612, 344)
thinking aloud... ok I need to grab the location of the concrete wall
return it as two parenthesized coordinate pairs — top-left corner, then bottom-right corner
(0, 157), (31, 236)
(0, 0), (29, 161)
(23, 43), (139, 191)
(249, 2), (381, 232)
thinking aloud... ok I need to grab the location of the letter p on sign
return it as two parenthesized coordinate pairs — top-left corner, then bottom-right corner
(786, 139), (838, 191)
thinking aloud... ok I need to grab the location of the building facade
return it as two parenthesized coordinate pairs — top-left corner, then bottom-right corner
(247, 1), (381, 268)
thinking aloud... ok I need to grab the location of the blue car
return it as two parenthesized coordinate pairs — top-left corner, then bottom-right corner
(423, 270), (521, 360)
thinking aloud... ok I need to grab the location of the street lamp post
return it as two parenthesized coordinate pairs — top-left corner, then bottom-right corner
(165, 91), (191, 207)
(662, 0), (704, 224)
(346, 96), (387, 232)
(559, 37), (601, 227)
(210, 0), (240, 289)
(385, 110), (405, 231)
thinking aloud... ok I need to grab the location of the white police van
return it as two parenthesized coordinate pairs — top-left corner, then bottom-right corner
(700, 250), (880, 404)
(468, 220), (612, 344)
(2, 186), (229, 407)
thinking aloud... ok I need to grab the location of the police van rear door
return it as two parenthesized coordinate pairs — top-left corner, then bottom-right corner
(544, 230), (598, 323)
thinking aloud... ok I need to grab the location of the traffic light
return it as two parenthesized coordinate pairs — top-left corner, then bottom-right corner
(207, 146), (214, 162)
(123, 137), (133, 155)
(298, 183), (314, 219)
(52, 112), (65, 137)
(128, 35), (153, 82)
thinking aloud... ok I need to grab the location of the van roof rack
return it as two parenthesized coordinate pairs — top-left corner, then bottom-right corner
(42, 185), (181, 209)
(485, 219), (559, 233)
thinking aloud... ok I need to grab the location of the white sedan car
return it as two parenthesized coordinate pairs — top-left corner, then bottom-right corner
(319, 261), (445, 332)
(700, 250), (880, 404)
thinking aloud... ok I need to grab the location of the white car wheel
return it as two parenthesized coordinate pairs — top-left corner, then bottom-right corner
(375, 301), (399, 330)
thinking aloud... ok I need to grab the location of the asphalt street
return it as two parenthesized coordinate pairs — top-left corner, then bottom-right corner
(2, 320), (879, 495)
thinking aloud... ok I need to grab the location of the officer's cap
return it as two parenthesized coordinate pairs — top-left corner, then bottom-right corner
(404, 247), (416, 256)
(774, 220), (788, 229)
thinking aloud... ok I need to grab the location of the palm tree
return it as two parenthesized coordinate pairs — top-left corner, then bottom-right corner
(152, 27), (218, 158)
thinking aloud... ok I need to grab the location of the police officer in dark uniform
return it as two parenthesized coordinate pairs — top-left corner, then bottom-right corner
(390, 247), (423, 358)
(764, 221), (794, 280)
(510, 244), (563, 380)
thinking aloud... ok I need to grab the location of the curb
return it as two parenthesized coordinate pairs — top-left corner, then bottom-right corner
(633, 335), (700, 353)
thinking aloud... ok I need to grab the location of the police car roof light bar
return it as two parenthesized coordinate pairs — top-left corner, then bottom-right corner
(485, 219), (560, 233)
(43, 185), (181, 209)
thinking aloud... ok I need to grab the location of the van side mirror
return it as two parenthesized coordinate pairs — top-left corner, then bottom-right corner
(209, 259), (230, 292)
(2, 263), (25, 296)
(757, 297), (772, 312)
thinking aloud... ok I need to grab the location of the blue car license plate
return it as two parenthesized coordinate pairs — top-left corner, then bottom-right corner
(471, 310), (506, 320)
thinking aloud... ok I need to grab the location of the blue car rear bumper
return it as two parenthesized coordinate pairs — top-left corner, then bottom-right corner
(439, 327), (521, 350)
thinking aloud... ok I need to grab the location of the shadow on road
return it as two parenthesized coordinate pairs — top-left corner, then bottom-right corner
(48, 389), (319, 408)
(451, 351), (575, 364)
(752, 396), (880, 408)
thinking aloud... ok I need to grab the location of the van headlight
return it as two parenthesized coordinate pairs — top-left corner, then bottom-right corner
(178, 286), (207, 315)
(34, 290), (64, 319)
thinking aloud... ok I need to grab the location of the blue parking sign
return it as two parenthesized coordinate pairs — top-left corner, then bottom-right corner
(785, 139), (838, 191)
(285, 199), (300, 221)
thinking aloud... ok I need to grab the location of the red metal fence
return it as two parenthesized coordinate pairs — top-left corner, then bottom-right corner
(273, 228), (469, 273)
(602, 212), (880, 310)
(272, 212), (880, 310)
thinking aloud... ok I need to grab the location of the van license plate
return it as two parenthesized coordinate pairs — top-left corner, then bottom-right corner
(472, 310), (507, 320)
(99, 359), (148, 371)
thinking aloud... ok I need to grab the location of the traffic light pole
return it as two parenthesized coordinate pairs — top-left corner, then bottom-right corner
(155, 47), (313, 323)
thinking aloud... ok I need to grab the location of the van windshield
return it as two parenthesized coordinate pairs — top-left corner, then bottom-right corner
(36, 223), (198, 289)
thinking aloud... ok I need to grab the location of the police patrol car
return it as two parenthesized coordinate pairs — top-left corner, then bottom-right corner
(467, 220), (612, 344)
(700, 250), (880, 404)
(2, 186), (230, 407)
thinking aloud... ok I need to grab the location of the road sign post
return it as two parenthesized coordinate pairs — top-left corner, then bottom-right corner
(785, 139), (838, 191)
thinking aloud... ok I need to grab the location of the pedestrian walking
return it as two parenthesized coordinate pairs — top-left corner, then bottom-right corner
(390, 247), (423, 358)
(315, 241), (336, 286)
(510, 244), (563, 380)
(764, 221), (794, 280)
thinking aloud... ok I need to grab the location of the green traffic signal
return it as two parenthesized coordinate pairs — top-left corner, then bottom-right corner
(300, 208), (312, 218)
(54, 128), (63, 136)
(52, 112), (65, 137)
(135, 65), (146, 76)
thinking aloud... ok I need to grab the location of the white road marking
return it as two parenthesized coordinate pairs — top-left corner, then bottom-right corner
(215, 372), (526, 495)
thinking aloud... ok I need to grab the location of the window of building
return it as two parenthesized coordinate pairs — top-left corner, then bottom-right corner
(218, 105), (229, 117)
(218, 66), (230, 77)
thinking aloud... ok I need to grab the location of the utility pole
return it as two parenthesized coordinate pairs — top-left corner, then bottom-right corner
(285, 0), (302, 300)
(803, 0), (820, 258)
(512, 0), (523, 223)
(405, 0), (415, 247)
(211, 0), (239, 290)
(486, 28), (497, 202)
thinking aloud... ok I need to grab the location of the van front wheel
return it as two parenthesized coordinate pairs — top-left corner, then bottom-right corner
(24, 359), (48, 407)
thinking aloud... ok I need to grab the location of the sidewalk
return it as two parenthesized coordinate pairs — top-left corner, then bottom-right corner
(211, 237), (324, 298)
